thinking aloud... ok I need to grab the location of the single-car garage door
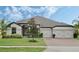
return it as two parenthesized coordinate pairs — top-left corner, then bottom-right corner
(40, 28), (52, 37)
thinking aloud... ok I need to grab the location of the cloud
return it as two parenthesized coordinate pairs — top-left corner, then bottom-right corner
(3, 6), (23, 21)
(18, 6), (33, 13)
(45, 6), (59, 17)
(18, 6), (59, 18)
(0, 6), (60, 21)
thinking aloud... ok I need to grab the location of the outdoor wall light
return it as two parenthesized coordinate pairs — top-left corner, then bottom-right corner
(37, 25), (40, 28)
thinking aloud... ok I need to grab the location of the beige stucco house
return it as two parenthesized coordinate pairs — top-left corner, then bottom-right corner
(6, 16), (74, 38)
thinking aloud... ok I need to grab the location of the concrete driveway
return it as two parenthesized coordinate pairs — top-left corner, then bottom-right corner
(44, 38), (79, 52)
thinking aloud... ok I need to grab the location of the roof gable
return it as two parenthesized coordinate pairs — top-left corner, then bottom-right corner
(7, 22), (21, 27)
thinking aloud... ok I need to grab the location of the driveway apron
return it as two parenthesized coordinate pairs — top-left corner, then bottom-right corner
(44, 38), (79, 52)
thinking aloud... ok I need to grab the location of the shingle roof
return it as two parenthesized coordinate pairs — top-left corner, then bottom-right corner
(16, 16), (73, 27)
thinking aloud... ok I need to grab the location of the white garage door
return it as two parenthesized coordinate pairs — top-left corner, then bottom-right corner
(40, 28), (52, 37)
(53, 30), (73, 38)
(53, 27), (74, 38)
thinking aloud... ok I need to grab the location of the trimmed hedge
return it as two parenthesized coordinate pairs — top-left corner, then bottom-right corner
(3, 34), (22, 38)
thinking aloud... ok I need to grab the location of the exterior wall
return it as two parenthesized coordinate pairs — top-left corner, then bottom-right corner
(53, 27), (74, 38)
(6, 24), (22, 36)
(6, 23), (74, 38)
(6, 28), (12, 35)
(40, 28), (52, 37)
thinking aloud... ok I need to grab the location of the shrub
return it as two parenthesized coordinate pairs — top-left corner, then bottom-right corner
(28, 33), (39, 38)
(73, 33), (78, 38)
(29, 39), (37, 42)
(3, 34), (22, 38)
(33, 34), (38, 38)
(39, 33), (43, 38)
(11, 34), (22, 38)
(3, 35), (11, 38)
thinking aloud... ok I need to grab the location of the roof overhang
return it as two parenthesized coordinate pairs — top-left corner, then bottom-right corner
(7, 22), (21, 27)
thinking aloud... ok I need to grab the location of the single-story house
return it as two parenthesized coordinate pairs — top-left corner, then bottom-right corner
(6, 16), (74, 38)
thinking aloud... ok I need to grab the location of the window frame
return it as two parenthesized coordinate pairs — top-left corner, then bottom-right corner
(12, 27), (16, 34)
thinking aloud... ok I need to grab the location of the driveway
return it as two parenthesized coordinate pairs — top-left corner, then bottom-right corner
(44, 38), (79, 52)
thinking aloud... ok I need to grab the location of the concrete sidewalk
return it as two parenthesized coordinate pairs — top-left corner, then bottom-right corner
(44, 46), (79, 52)
(0, 46), (47, 48)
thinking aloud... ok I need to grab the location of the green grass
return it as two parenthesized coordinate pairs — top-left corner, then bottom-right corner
(0, 38), (46, 52)
(0, 38), (46, 46)
(77, 36), (79, 39)
(0, 47), (45, 52)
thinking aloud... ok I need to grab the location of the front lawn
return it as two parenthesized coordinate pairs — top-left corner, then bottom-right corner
(0, 47), (45, 52)
(0, 38), (46, 46)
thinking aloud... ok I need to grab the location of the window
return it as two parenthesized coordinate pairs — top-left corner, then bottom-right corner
(12, 27), (16, 34)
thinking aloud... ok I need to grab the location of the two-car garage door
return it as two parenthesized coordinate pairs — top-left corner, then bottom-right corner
(53, 27), (74, 38)
(53, 29), (74, 38)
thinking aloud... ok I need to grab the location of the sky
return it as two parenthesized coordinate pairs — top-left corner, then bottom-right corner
(0, 6), (79, 24)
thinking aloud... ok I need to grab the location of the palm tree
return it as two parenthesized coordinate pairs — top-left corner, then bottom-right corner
(0, 19), (8, 38)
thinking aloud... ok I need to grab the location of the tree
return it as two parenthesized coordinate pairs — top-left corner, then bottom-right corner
(72, 19), (79, 37)
(0, 19), (8, 38)
(27, 18), (39, 42)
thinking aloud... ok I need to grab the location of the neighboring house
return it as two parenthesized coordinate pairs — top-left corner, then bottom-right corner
(6, 16), (74, 38)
